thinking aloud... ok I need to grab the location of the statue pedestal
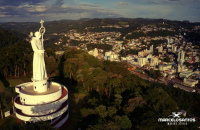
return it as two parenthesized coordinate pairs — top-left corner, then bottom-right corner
(33, 79), (48, 93)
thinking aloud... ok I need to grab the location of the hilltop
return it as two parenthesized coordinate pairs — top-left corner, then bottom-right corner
(0, 18), (199, 35)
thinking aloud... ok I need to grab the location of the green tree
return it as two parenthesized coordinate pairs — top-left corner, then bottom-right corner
(149, 69), (161, 79)
(87, 97), (99, 107)
(125, 97), (146, 115)
(80, 108), (95, 118)
(118, 115), (132, 130)
(95, 105), (108, 123)
(76, 68), (92, 90)
(113, 94), (122, 107)
(107, 106), (117, 117)
(91, 70), (108, 93)
(45, 55), (57, 75)
(103, 121), (120, 130)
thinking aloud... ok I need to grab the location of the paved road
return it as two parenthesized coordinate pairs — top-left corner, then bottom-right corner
(130, 70), (200, 94)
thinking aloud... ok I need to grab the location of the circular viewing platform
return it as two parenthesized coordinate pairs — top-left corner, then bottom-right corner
(15, 82), (63, 105)
(14, 82), (69, 128)
(19, 83), (60, 95)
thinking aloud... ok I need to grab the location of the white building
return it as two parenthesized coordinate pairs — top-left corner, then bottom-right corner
(55, 51), (65, 56)
(128, 40), (135, 46)
(88, 50), (94, 55)
(104, 51), (119, 61)
(93, 48), (98, 57)
(158, 64), (172, 71)
(138, 57), (146, 67)
(126, 55), (134, 61)
(167, 37), (174, 44)
(150, 45), (153, 53)
(183, 78), (199, 87)
(144, 49), (151, 54)
(179, 70), (194, 78)
(150, 57), (159, 66)
(138, 51), (146, 57)
(121, 57), (127, 61)
(172, 44), (177, 53)
(158, 46), (163, 53)
(88, 48), (99, 57)
(177, 50), (185, 65)
(178, 64), (181, 73)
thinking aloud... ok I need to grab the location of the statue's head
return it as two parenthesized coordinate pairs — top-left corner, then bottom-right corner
(35, 31), (41, 39)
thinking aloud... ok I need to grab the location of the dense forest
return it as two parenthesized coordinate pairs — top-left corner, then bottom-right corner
(0, 28), (24, 48)
(0, 38), (58, 79)
(58, 48), (199, 129)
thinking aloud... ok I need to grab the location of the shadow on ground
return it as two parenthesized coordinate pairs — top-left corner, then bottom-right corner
(0, 75), (10, 88)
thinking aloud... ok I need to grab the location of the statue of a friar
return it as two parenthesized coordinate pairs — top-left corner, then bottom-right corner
(31, 31), (47, 81)
(30, 20), (48, 93)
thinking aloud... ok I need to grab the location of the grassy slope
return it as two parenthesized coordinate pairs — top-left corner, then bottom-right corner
(0, 77), (32, 88)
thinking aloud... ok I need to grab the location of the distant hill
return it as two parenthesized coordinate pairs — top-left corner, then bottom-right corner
(0, 28), (26, 48)
(0, 18), (199, 35)
(0, 20), (78, 34)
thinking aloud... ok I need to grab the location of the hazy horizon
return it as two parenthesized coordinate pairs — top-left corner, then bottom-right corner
(0, 17), (199, 24)
(0, 0), (200, 23)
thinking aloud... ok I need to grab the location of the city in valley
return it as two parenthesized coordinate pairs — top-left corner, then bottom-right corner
(49, 20), (200, 93)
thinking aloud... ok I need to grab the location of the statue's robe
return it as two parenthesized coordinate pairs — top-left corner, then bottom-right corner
(31, 37), (47, 81)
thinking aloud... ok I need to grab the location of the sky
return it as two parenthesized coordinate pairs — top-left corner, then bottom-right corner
(0, 0), (200, 23)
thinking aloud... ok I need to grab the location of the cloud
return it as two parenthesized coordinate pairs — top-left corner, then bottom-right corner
(135, 0), (198, 5)
(118, 2), (129, 6)
(147, 2), (159, 4)
(78, 3), (100, 8)
(0, 0), (47, 6)
(162, 0), (189, 5)
(126, 0), (191, 5)
(53, 0), (64, 6)
(0, 5), (48, 17)
(0, 4), (122, 22)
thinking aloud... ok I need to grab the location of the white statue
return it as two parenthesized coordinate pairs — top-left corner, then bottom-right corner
(31, 31), (47, 81)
